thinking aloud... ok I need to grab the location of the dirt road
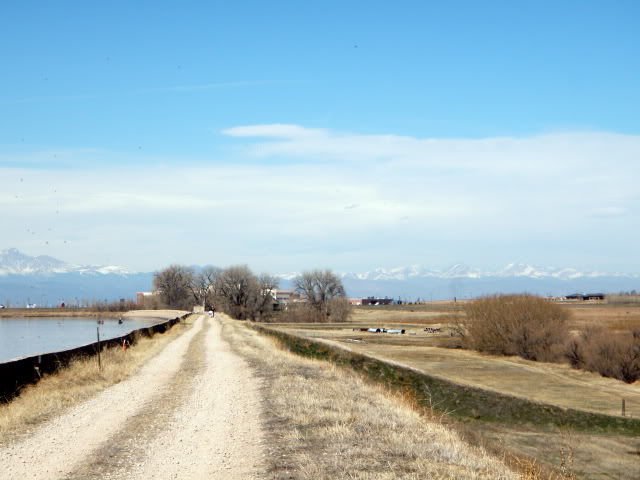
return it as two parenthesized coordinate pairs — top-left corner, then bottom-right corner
(0, 314), (264, 480)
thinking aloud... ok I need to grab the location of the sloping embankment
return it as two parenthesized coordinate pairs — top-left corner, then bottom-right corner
(253, 325), (640, 436)
(0, 312), (190, 402)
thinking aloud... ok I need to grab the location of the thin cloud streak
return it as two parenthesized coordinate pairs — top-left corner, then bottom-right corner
(222, 124), (640, 173)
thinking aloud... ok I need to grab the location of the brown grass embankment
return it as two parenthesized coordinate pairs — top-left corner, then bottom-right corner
(221, 315), (538, 480)
(258, 324), (640, 479)
(0, 315), (194, 444)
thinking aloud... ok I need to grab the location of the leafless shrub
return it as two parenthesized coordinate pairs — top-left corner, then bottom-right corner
(140, 293), (163, 310)
(90, 299), (140, 312)
(606, 293), (640, 305)
(461, 294), (570, 362)
(275, 298), (353, 323)
(272, 303), (317, 323)
(326, 296), (352, 322)
(565, 326), (640, 383)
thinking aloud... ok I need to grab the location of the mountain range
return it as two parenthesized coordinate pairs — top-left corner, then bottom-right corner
(0, 248), (151, 306)
(0, 248), (639, 305)
(276, 263), (635, 282)
(0, 248), (131, 276)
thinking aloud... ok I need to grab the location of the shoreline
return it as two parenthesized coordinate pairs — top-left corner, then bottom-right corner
(0, 309), (124, 318)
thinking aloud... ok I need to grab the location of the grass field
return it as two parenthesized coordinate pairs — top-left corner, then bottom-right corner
(352, 301), (640, 332)
(259, 302), (640, 479)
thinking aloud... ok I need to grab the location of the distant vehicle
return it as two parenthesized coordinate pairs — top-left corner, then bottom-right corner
(0, 305), (5, 309)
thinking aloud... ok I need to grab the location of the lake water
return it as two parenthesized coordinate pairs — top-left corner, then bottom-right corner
(0, 316), (166, 363)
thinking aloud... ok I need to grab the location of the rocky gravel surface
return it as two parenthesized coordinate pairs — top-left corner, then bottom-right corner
(0, 314), (264, 480)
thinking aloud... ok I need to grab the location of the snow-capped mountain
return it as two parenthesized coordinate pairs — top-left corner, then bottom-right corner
(0, 248), (132, 276)
(1, 248), (638, 304)
(0, 248), (152, 305)
(276, 263), (637, 282)
(275, 263), (640, 300)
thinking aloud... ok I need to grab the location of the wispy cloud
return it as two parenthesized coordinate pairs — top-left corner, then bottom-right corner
(2, 125), (640, 272)
(222, 124), (327, 139)
(221, 124), (640, 173)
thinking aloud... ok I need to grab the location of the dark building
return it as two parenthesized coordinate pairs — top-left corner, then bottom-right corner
(565, 293), (606, 301)
(361, 297), (394, 306)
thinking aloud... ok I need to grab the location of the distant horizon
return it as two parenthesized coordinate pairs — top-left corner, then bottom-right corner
(2, 247), (640, 279)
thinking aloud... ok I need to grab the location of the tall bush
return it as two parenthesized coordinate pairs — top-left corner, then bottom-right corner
(565, 327), (640, 383)
(461, 294), (570, 361)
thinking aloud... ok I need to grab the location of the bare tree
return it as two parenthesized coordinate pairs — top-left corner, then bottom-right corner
(188, 266), (221, 310)
(153, 265), (195, 310)
(293, 269), (349, 322)
(252, 273), (279, 321)
(215, 265), (257, 320)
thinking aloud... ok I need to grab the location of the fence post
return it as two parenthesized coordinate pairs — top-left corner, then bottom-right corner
(97, 326), (102, 371)
(622, 398), (626, 417)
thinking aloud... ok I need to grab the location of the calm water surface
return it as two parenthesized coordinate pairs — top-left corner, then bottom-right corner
(0, 316), (166, 363)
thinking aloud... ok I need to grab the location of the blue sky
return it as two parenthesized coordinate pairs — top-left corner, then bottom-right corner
(1, 1), (639, 273)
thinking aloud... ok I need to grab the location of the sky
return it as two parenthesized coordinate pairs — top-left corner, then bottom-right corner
(1, 1), (639, 274)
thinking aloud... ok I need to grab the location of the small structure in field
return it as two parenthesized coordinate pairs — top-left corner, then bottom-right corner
(361, 297), (394, 306)
(564, 293), (606, 301)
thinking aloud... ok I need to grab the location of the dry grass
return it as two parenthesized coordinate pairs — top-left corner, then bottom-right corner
(261, 323), (640, 478)
(221, 315), (530, 480)
(352, 304), (460, 325)
(472, 424), (640, 480)
(561, 304), (640, 332)
(354, 302), (640, 332)
(267, 326), (640, 418)
(0, 315), (193, 444)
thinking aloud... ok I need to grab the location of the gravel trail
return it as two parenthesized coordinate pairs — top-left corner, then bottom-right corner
(0, 314), (264, 480)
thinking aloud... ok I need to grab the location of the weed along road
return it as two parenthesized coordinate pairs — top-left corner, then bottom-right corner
(0, 314), (264, 480)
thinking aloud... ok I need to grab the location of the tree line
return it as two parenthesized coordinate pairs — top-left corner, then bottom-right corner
(152, 264), (351, 322)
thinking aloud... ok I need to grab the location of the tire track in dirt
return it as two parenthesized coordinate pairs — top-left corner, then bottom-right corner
(105, 314), (264, 480)
(0, 314), (264, 480)
(0, 315), (205, 480)
(62, 315), (211, 479)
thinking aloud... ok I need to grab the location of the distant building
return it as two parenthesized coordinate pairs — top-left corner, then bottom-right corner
(349, 298), (362, 306)
(273, 289), (305, 310)
(136, 291), (156, 306)
(564, 293), (606, 301)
